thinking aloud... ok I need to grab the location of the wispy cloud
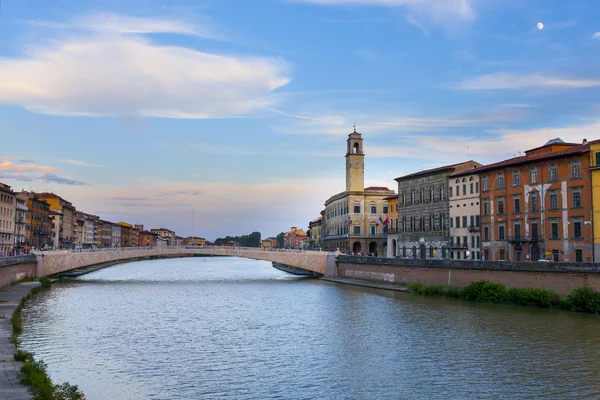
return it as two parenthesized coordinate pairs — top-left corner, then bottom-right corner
(38, 174), (87, 186)
(272, 107), (525, 135)
(18, 159), (36, 163)
(63, 159), (107, 167)
(291, 0), (475, 25)
(0, 159), (59, 174)
(0, 13), (291, 119)
(593, 32), (600, 39)
(459, 73), (600, 90)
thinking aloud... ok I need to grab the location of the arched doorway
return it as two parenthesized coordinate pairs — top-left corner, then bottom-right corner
(531, 244), (541, 261)
(392, 239), (397, 257)
(420, 244), (426, 259)
(412, 246), (417, 258)
(369, 242), (377, 256)
(353, 242), (362, 254)
(514, 244), (523, 261)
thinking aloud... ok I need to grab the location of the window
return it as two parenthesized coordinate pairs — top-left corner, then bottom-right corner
(470, 183), (474, 194)
(462, 216), (467, 228)
(420, 188), (425, 203)
(576, 249), (583, 263)
(476, 215), (480, 226)
(484, 249), (490, 260)
(430, 187), (435, 202)
(463, 236), (468, 247)
(456, 236), (460, 246)
(482, 177), (488, 191)
(514, 224), (522, 239)
(574, 220), (582, 238)
(553, 250), (559, 262)
(530, 169), (537, 184)
(370, 225), (376, 234)
(571, 163), (581, 179)
(411, 216), (416, 231)
(498, 198), (505, 214)
(370, 205), (377, 214)
(497, 175), (504, 189)
(354, 205), (360, 213)
(470, 215), (474, 227)
(551, 221), (559, 239)
(449, 186), (453, 197)
(483, 199), (489, 215)
(402, 193), (406, 206)
(596, 153), (600, 166)
(499, 249), (506, 260)
(441, 214), (446, 230)
(476, 182), (479, 193)
(354, 225), (360, 234)
(411, 191), (415, 204)
(430, 215), (434, 231)
(550, 193), (558, 210)
(476, 236), (480, 247)
(402, 217), (406, 232)
(549, 165), (558, 181)
(383, 205), (388, 214)
(471, 236), (475, 248)
(498, 225), (505, 240)
(572, 189), (581, 208)
(514, 197), (521, 213)
(512, 171), (520, 187)
(456, 185), (460, 196)
(440, 186), (446, 201)
(463, 184), (467, 195)
(531, 222), (539, 240)
(403, 246), (406, 257)
(455, 216), (460, 228)
(450, 218), (453, 228)
(531, 194), (538, 212)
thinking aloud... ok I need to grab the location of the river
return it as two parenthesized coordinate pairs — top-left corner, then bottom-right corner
(19, 256), (600, 399)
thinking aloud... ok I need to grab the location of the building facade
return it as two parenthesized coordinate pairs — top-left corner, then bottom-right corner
(119, 222), (132, 247)
(385, 195), (398, 256)
(185, 236), (206, 246)
(284, 227), (307, 249)
(14, 196), (28, 254)
(323, 128), (395, 255)
(36, 193), (76, 249)
(0, 183), (16, 256)
(112, 224), (122, 247)
(480, 138), (593, 262)
(151, 228), (176, 245)
(100, 220), (113, 247)
(448, 169), (481, 260)
(18, 193), (53, 250)
(389, 161), (481, 260)
(308, 217), (323, 249)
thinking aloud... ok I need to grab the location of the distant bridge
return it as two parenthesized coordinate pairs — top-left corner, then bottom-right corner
(35, 247), (337, 277)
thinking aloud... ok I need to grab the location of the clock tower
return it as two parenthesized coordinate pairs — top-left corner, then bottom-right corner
(345, 126), (365, 192)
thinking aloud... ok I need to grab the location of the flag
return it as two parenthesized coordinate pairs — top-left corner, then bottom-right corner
(379, 216), (384, 224)
(376, 221), (380, 227)
(383, 217), (389, 225)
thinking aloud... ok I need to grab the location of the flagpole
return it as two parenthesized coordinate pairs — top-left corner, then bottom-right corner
(192, 208), (195, 238)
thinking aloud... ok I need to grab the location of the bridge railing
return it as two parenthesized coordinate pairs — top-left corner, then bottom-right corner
(33, 246), (332, 255)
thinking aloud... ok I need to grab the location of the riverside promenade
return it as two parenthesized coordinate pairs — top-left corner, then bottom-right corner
(0, 281), (40, 399)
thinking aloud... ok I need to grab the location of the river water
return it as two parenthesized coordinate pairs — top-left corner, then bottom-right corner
(18, 257), (600, 399)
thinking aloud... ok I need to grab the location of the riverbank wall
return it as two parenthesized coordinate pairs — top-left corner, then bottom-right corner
(336, 256), (600, 295)
(0, 255), (37, 289)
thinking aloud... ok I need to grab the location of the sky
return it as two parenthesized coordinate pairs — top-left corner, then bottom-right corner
(0, 0), (599, 240)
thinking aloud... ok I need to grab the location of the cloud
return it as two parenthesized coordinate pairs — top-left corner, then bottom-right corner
(594, 32), (600, 39)
(19, 159), (36, 163)
(0, 159), (59, 174)
(38, 174), (87, 186)
(272, 107), (524, 135)
(291, 0), (475, 25)
(63, 159), (107, 167)
(0, 13), (291, 119)
(459, 73), (600, 90)
(0, 172), (35, 182)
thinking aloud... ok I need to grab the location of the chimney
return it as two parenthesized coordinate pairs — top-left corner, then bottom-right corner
(583, 138), (588, 145)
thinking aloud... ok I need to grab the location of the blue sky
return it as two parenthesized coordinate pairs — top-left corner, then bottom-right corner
(0, 0), (599, 240)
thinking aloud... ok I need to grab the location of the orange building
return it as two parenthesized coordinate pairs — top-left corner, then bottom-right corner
(479, 138), (594, 262)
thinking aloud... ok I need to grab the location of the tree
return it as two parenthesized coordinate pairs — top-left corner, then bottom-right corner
(276, 232), (285, 248)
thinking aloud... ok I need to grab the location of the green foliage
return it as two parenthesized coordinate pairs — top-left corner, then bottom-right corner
(39, 277), (52, 289)
(12, 311), (22, 333)
(567, 287), (600, 313)
(276, 232), (285, 248)
(408, 283), (424, 293)
(19, 356), (86, 400)
(505, 287), (554, 308)
(214, 231), (262, 247)
(14, 350), (34, 362)
(460, 280), (508, 303)
(443, 287), (461, 298)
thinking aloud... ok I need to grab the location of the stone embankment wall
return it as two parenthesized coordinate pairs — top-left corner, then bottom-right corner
(336, 256), (600, 295)
(0, 255), (37, 288)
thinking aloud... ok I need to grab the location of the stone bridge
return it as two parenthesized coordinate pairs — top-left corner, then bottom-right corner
(35, 247), (337, 277)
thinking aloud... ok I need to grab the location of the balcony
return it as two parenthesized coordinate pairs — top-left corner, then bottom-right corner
(467, 225), (480, 232)
(507, 235), (543, 244)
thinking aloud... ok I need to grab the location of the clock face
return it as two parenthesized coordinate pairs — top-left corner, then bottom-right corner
(352, 160), (362, 168)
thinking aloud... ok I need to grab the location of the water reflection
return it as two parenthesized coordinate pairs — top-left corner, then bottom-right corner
(19, 257), (600, 399)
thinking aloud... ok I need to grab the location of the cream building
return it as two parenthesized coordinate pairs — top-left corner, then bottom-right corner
(0, 183), (16, 256)
(323, 128), (395, 255)
(448, 170), (481, 260)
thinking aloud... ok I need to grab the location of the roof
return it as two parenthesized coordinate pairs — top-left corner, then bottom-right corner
(395, 160), (481, 181)
(364, 186), (392, 191)
(384, 195), (398, 200)
(450, 165), (482, 178)
(474, 139), (599, 174)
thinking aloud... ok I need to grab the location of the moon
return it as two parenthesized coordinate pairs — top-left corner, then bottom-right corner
(537, 22), (544, 30)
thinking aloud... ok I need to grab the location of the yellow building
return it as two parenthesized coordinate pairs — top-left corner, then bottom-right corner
(261, 239), (273, 248)
(385, 195), (398, 233)
(36, 193), (76, 249)
(323, 128), (395, 255)
(185, 237), (206, 246)
(590, 142), (600, 262)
